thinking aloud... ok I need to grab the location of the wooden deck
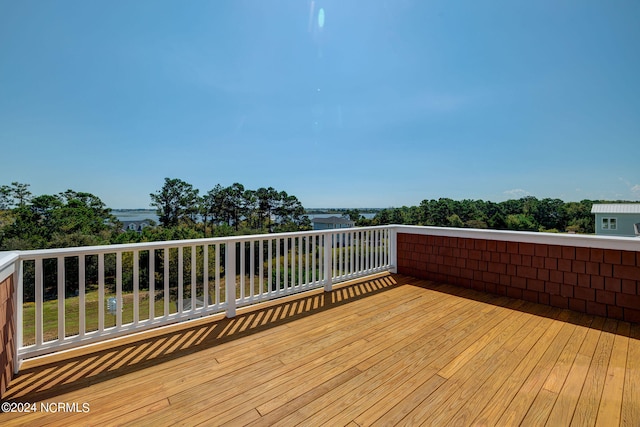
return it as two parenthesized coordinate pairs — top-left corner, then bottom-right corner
(1, 273), (639, 426)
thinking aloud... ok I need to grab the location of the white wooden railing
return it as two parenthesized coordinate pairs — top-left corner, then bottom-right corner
(6, 226), (396, 366)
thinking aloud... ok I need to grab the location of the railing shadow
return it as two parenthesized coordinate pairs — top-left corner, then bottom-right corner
(4, 273), (405, 403)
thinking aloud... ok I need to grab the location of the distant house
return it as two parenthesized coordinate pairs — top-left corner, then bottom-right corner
(591, 204), (640, 237)
(312, 216), (355, 231)
(121, 220), (152, 233)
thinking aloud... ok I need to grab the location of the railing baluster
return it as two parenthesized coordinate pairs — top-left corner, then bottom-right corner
(390, 227), (397, 273)
(363, 230), (367, 271)
(377, 230), (381, 268)
(116, 252), (122, 328)
(338, 233), (343, 278)
(225, 242), (236, 317)
(203, 244), (209, 308)
(191, 245), (196, 311)
(283, 237), (288, 290)
(274, 239), (278, 292)
(345, 232), (349, 277)
(371, 230), (376, 269)
(318, 235), (323, 283)
(149, 250), (155, 320)
(312, 236), (316, 284)
(385, 229), (389, 267)
(269, 238), (274, 293)
(380, 230), (383, 268)
(240, 242), (245, 300)
(297, 236), (303, 286)
(345, 232), (349, 276)
(259, 240), (264, 297)
(79, 255), (85, 337)
(350, 231), (354, 276)
(364, 230), (371, 271)
(98, 253), (105, 331)
(374, 230), (378, 269)
(250, 240), (255, 299)
(305, 236), (309, 286)
(58, 257), (64, 341)
(341, 232), (345, 277)
(324, 234), (332, 291)
(343, 232), (346, 276)
(164, 248), (169, 317)
(133, 250), (139, 324)
(356, 231), (361, 273)
(215, 243), (220, 306)
(365, 230), (369, 270)
(290, 237), (294, 289)
(332, 233), (336, 280)
(295, 236), (300, 287)
(291, 237), (295, 288)
(373, 230), (377, 269)
(342, 232), (346, 277)
(178, 247), (184, 313)
(380, 230), (384, 267)
(35, 259), (43, 346)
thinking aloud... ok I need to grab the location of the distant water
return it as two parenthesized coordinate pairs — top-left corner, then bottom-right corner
(308, 213), (376, 220)
(112, 210), (158, 222)
(112, 210), (377, 223)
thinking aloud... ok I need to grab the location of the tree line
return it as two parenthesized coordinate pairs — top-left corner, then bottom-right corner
(1, 179), (624, 252)
(1, 182), (118, 250)
(0, 179), (310, 250)
(148, 178), (309, 235)
(349, 197), (597, 233)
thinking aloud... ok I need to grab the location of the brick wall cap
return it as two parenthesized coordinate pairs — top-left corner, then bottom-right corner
(395, 226), (640, 251)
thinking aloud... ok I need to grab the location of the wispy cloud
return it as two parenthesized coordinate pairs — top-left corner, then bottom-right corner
(618, 177), (640, 199)
(504, 188), (531, 198)
(619, 177), (632, 187)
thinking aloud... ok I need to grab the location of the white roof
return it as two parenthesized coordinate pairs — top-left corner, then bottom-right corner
(591, 203), (640, 214)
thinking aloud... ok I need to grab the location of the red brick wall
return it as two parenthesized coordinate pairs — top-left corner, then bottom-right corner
(397, 233), (640, 323)
(0, 274), (15, 398)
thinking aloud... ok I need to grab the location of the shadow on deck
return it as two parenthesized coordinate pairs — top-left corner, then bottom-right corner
(6, 273), (402, 402)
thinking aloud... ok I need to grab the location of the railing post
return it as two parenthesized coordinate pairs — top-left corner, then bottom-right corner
(389, 226), (398, 273)
(324, 233), (332, 292)
(225, 241), (237, 317)
(13, 258), (22, 374)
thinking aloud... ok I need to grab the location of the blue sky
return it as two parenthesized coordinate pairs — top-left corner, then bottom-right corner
(1, 0), (639, 208)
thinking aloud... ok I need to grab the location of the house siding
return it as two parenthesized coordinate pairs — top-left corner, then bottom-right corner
(0, 273), (15, 399)
(594, 213), (640, 237)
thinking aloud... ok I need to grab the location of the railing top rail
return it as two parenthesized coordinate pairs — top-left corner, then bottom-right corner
(13, 225), (393, 259)
(10, 223), (639, 260)
(0, 251), (19, 282)
(393, 225), (640, 251)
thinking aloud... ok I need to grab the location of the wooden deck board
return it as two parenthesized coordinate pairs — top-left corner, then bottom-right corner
(437, 305), (553, 426)
(595, 321), (630, 427)
(1, 273), (638, 427)
(621, 323), (640, 427)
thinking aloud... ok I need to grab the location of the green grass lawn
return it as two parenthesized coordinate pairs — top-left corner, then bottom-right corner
(21, 290), (171, 345)
(21, 274), (275, 345)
